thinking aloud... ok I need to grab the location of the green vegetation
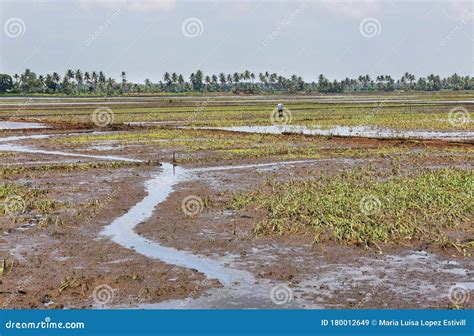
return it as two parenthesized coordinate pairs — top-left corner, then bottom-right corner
(228, 169), (473, 252)
(0, 183), (68, 221)
(9, 94), (473, 131)
(53, 127), (473, 163)
(0, 160), (151, 179)
(3, 69), (474, 95)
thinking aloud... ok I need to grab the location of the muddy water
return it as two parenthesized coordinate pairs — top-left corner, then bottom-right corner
(0, 133), (142, 162)
(100, 163), (255, 286)
(100, 160), (336, 308)
(0, 121), (48, 130)
(0, 143), (142, 162)
(200, 125), (474, 140)
(2, 132), (472, 308)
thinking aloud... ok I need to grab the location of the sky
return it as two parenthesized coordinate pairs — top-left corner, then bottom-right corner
(0, 0), (473, 83)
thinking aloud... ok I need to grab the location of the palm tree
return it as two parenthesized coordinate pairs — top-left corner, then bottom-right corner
(75, 69), (83, 92)
(219, 73), (226, 87)
(178, 74), (185, 91)
(38, 75), (45, 91)
(204, 75), (211, 90)
(98, 71), (106, 91)
(91, 71), (98, 86)
(66, 69), (74, 81)
(171, 73), (178, 85)
(163, 72), (171, 91)
(52, 72), (60, 85)
(232, 72), (240, 84)
(120, 71), (126, 83)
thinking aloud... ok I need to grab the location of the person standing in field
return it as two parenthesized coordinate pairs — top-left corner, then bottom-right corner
(277, 103), (284, 118)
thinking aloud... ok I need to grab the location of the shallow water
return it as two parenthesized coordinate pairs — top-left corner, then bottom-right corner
(201, 125), (474, 140)
(0, 143), (142, 162)
(100, 163), (255, 286)
(0, 133), (141, 162)
(2, 130), (472, 308)
(0, 121), (48, 130)
(101, 159), (344, 284)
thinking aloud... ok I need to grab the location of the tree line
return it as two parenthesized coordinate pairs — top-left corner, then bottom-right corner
(0, 69), (473, 95)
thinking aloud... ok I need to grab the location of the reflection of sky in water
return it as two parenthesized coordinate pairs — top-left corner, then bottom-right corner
(0, 121), (48, 130)
(207, 125), (474, 140)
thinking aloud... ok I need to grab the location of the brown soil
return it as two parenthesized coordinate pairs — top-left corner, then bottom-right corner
(1, 125), (472, 309)
(1, 165), (214, 309)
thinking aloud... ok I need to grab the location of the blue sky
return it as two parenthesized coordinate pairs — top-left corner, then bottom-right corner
(1, 0), (473, 82)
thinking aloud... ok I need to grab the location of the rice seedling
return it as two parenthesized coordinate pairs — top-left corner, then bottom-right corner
(227, 168), (473, 251)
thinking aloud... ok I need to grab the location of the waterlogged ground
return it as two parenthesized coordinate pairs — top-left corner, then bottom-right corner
(0, 93), (472, 309)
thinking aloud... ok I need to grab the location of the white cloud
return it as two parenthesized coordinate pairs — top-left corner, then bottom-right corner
(79, 0), (176, 12)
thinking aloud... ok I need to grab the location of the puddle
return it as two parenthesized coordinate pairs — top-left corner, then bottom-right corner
(86, 144), (124, 151)
(188, 158), (355, 174)
(100, 163), (254, 286)
(0, 121), (48, 130)
(0, 134), (51, 143)
(0, 143), (142, 162)
(0, 133), (141, 162)
(199, 125), (474, 140)
(125, 121), (186, 126)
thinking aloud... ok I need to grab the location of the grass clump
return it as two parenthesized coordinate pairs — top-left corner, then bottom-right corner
(0, 183), (69, 230)
(228, 168), (473, 250)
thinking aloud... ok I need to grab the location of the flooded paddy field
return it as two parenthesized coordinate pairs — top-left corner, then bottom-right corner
(0, 93), (472, 309)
